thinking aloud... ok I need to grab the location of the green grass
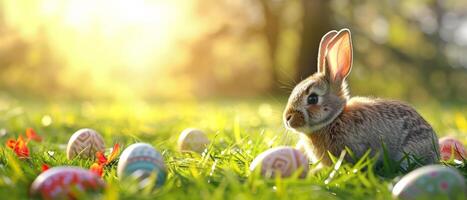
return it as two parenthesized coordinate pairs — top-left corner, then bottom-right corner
(0, 96), (466, 199)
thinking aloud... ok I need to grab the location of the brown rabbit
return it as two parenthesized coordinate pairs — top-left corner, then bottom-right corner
(284, 29), (439, 169)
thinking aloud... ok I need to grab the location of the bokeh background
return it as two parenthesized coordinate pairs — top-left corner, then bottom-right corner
(0, 0), (466, 103)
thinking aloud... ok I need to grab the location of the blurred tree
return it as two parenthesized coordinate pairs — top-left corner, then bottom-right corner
(0, 27), (62, 98)
(295, 0), (332, 82)
(258, 0), (283, 90)
(183, 26), (230, 96)
(331, 0), (467, 102)
(0, 34), (27, 71)
(255, 0), (332, 89)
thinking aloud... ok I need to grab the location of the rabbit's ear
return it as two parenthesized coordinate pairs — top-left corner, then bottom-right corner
(325, 29), (353, 83)
(318, 30), (338, 73)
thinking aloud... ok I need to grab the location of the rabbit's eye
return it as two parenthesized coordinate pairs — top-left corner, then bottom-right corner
(307, 93), (319, 105)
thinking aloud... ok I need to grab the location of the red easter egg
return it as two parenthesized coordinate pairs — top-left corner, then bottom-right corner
(439, 137), (466, 161)
(30, 166), (105, 199)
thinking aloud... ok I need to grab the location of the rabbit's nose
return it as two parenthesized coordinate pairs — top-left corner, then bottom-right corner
(285, 110), (305, 128)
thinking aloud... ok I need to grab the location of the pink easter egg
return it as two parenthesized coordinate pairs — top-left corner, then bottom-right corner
(250, 147), (309, 178)
(439, 137), (466, 161)
(30, 166), (105, 199)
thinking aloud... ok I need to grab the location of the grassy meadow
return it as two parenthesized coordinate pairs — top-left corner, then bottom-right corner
(0, 96), (466, 199)
(1, 0), (467, 199)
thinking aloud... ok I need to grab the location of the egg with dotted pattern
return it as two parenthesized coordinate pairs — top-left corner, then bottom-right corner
(439, 136), (466, 161)
(66, 128), (105, 160)
(30, 166), (105, 199)
(392, 165), (466, 200)
(250, 147), (309, 178)
(177, 128), (210, 153)
(117, 143), (167, 187)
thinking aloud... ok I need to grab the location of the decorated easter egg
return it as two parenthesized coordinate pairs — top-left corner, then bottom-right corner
(392, 165), (466, 200)
(250, 147), (309, 178)
(66, 128), (105, 160)
(177, 128), (210, 153)
(439, 137), (466, 161)
(30, 166), (105, 199)
(117, 143), (167, 186)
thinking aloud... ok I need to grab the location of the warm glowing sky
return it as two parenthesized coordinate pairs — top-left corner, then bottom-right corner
(1, 0), (214, 97)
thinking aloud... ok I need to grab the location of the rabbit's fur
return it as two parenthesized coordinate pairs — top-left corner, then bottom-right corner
(284, 29), (439, 168)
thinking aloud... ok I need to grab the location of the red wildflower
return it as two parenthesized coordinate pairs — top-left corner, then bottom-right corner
(96, 151), (107, 165)
(16, 136), (29, 158)
(6, 135), (30, 158)
(90, 163), (104, 177)
(89, 143), (120, 177)
(6, 139), (16, 149)
(42, 164), (50, 172)
(98, 143), (120, 165)
(106, 143), (120, 164)
(5, 128), (42, 158)
(26, 128), (42, 142)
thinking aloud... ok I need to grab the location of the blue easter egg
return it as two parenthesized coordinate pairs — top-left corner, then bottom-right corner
(117, 143), (167, 187)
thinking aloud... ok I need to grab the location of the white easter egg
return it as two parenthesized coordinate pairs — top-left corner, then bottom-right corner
(250, 147), (309, 178)
(177, 128), (210, 153)
(392, 165), (466, 199)
(117, 143), (167, 186)
(66, 128), (105, 160)
(30, 166), (105, 199)
(439, 137), (466, 161)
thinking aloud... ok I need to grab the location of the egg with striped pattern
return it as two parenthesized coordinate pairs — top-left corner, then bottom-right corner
(66, 128), (105, 160)
(250, 147), (309, 178)
(30, 166), (105, 199)
(117, 143), (167, 187)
